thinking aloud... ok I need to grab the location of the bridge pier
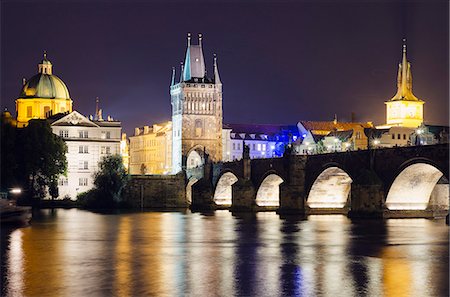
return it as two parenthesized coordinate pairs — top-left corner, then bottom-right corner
(348, 184), (384, 218)
(278, 184), (305, 214)
(190, 179), (215, 211)
(230, 179), (256, 212)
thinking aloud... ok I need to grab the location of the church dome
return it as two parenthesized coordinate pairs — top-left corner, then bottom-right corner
(18, 53), (71, 100)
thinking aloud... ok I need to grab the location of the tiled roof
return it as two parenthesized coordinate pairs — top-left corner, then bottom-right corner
(327, 129), (354, 140)
(299, 121), (373, 132)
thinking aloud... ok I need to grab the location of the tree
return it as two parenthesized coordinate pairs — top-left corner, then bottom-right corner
(94, 154), (129, 203)
(19, 120), (67, 201)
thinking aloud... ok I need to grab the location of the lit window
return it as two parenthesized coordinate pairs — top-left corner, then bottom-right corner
(27, 106), (32, 117)
(58, 177), (68, 186)
(79, 131), (88, 138)
(78, 145), (88, 154)
(262, 144), (266, 151)
(78, 161), (88, 170)
(257, 143), (261, 151)
(59, 130), (69, 138)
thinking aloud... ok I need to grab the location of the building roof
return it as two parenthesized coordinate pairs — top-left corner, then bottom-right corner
(18, 54), (71, 100)
(388, 39), (422, 102)
(327, 129), (354, 140)
(299, 121), (373, 132)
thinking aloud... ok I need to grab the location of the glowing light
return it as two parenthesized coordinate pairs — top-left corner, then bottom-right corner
(270, 145), (275, 150)
(307, 167), (352, 208)
(333, 138), (338, 143)
(256, 174), (283, 207)
(302, 134), (307, 138)
(305, 141), (310, 145)
(214, 172), (238, 205)
(10, 188), (22, 194)
(345, 142), (351, 147)
(386, 163), (443, 210)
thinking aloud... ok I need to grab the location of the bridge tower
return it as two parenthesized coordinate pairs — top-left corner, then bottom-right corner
(170, 33), (223, 173)
(384, 39), (425, 128)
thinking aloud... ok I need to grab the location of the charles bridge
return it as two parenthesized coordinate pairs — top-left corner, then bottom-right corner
(124, 144), (449, 219)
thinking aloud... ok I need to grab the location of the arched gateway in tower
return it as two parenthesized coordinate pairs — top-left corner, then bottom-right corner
(170, 33), (223, 173)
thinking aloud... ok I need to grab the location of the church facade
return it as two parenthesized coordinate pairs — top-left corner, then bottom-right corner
(170, 33), (223, 173)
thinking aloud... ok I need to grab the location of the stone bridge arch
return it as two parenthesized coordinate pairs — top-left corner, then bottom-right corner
(385, 158), (449, 212)
(306, 163), (353, 212)
(213, 170), (239, 207)
(186, 145), (205, 170)
(255, 171), (284, 208)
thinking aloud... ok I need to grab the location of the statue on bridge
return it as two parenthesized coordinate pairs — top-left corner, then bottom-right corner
(243, 142), (250, 159)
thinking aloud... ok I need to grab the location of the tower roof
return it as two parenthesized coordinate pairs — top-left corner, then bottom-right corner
(389, 39), (422, 102)
(183, 33), (207, 81)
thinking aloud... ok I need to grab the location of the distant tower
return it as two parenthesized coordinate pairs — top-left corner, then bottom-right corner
(170, 33), (223, 173)
(385, 39), (425, 128)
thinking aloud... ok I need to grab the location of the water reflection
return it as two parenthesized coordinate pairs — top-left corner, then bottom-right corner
(1, 209), (448, 297)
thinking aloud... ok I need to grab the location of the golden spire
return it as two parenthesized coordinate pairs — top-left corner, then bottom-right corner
(390, 38), (420, 102)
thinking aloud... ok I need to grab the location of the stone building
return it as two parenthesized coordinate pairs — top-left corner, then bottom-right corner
(49, 111), (122, 199)
(129, 122), (172, 174)
(15, 53), (122, 199)
(170, 33), (223, 173)
(16, 53), (73, 128)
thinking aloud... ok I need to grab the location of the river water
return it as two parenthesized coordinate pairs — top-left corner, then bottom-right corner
(1, 209), (448, 297)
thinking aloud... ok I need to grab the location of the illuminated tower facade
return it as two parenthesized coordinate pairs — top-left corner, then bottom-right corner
(16, 52), (73, 127)
(385, 40), (424, 128)
(170, 33), (223, 173)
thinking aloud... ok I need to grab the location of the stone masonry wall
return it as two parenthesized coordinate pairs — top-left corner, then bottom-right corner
(123, 173), (188, 208)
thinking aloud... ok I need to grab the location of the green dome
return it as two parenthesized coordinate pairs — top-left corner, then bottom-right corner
(19, 73), (71, 100)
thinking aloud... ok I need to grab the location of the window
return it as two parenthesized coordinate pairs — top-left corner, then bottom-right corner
(27, 106), (32, 117)
(79, 178), (88, 186)
(101, 146), (111, 155)
(403, 134), (406, 140)
(58, 177), (68, 186)
(262, 144), (266, 151)
(59, 130), (69, 138)
(397, 134), (401, 140)
(392, 134), (395, 140)
(44, 106), (50, 117)
(356, 132), (361, 140)
(78, 145), (89, 154)
(101, 131), (111, 139)
(195, 119), (203, 137)
(232, 143), (236, 150)
(257, 143), (261, 151)
(78, 161), (88, 170)
(237, 143), (241, 150)
(79, 131), (88, 138)
(252, 144), (256, 151)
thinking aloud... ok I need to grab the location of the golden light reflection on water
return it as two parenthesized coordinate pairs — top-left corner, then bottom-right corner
(1, 210), (448, 297)
(115, 216), (132, 297)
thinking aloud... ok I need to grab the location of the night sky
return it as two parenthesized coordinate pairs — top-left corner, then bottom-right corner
(2, 0), (448, 135)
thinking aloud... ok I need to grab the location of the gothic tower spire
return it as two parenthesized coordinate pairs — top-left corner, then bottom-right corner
(213, 53), (221, 84)
(182, 32), (206, 81)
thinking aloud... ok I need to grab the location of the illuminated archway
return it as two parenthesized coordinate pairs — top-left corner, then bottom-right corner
(214, 172), (238, 206)
(307, 167), (352, 208)
(255, 174), (284, 207)
(187, 150), (203, 169)
(186, 178), (198, 205)
(386, 163), (446, 210)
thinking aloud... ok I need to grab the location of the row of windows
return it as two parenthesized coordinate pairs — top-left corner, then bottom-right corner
(392, 133), (407, 140)
(26, 106), (66, 118)
(231, 142), (267, 152)
(58, 177), (88, 187)
(59, 130), (113, 139)
(77, 145), (111, 154)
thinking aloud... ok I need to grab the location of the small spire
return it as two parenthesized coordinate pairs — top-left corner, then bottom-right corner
(213, 53), (221, 84)
(95, 97), (100, 120)
(187, 32), (191, 47)
(22, 77), (27, 86)
(43, 50), (47, 59)
(333, 114), (338, 124)
(402, 38), (407, 53)
(171, 67), (176, 86)
(198, 33), (202, 47)
(179, 62), (184, 83)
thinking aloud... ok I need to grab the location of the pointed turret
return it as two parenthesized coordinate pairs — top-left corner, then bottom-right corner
(390, 39), (420, 102)
(171, 67), (176, 86)
(213, 53), (221, 84)
(179, 62), (184, 83)
(182, 33), (206, 81)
